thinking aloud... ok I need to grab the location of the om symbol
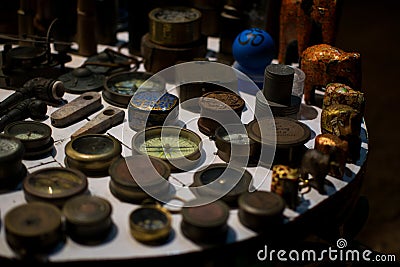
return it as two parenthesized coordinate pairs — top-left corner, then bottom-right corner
(237, 28), (265, 47)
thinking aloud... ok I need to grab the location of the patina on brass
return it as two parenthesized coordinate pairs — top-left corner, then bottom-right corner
(65, 134), (122, 177)
(129, 202), (172, 244)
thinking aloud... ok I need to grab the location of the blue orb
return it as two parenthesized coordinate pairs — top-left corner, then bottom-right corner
(232, 28), (275, 71)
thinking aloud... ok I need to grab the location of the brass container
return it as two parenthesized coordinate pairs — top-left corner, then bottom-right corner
(4, 121), (54, 159)
(5, 202), (64, 255)
(148, 6), (202, 46)
(63, 195), (113, 244)
(23, 167), (88, 208)
(191, 163), (252, 207)
(129, 202), (172, 244)
(0, 134), (27, 191)
(198, 91), (245, 136)
(108, 155), (171, 204)
(128, 91), (179, 131)
(65, 134), (122, 177)
(247, 117), (311, 166)
(181, 199), (229, 244)
(238, 191), (285, 233)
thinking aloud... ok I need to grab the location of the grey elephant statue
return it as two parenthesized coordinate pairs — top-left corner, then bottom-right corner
(300, 44), (362, 105)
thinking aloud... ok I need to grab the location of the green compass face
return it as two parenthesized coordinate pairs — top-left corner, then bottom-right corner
(132, 126), (202, 172)
(14, 131), (45, 140)
(139, 135), (199, 159)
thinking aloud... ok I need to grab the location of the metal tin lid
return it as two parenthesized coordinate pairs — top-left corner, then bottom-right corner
(103, 71), (166, 108)
(199, 91), (245, 112)
(181, 199), (229, 228)
(23, 167), (88, 207)
(0, 134), (25, 162)
(191, 163), (252, 206)
(63, 195), (112, 226)
(129, 91), (179, 113)
(108, 155), (170, 188)
(58, 67), (105, 93)
(4, 121), (54, 158)
(129, 203), (172, 243)
(4, 201), (63, 253)
(247, 117), (311, 149)
(238, 190), (285, 217)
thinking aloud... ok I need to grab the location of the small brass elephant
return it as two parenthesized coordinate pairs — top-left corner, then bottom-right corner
(278, 0), (338, 64)
(300, 44), (361, 105)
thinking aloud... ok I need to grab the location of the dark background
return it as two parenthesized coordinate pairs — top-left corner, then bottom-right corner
(334, 0), (400, 259)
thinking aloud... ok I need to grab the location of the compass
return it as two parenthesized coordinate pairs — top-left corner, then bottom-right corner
(213, 123), (260, 167)
(131, 126), (202, 172)
(65, 134), (122, 177)
(103, 71), (165, 108)
(23, 167), (88, 208)
(4, 121), (54, 159)
(0, 134), (27, 191)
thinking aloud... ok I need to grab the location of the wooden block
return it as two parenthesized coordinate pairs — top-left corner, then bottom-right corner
(50, 92), (102, 128)
(71, 107), (125, 139)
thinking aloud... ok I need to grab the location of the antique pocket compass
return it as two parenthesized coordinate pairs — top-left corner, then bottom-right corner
(131, 126), (202, 172)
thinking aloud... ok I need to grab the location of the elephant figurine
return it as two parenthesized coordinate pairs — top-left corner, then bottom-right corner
(300, 149), (331, 194)
(300, 44), (362, 105)
(278, 0), (339, 65)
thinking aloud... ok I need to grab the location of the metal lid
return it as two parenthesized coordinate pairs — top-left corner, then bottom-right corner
(58, 67), (105, 93)
(181, 199), (229, 228)
(263, 64), (294, 106)
(108, 155), (170, 188)
(63, 195), (112, 226)
(23, 167), (88, 205)
(129, 91), (179, 113)
(4, 202), (63, 252)
(247, 117), (311, 149)
(238, 191), (285, 217)
(199, 91), (245, 112)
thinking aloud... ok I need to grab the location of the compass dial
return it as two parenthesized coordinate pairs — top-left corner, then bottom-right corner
(139, 136), (199, 159)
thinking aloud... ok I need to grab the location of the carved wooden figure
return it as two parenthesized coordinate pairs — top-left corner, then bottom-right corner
(278, 0), (338, 64)
(300, 149), (330, 194)
(300, 44), (361, 105)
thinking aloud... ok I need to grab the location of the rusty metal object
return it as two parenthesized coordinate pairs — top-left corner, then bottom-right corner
(300, 44), (361, 105)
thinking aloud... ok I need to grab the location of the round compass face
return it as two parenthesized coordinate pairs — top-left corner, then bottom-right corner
(221, 133), (251, 145)
(131, 126), (202, 172)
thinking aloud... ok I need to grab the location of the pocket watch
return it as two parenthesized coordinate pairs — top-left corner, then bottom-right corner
(131, 126), (202, 172)
(103, 71), (165, 108)
(4, 120), (54, 159)
(23, 167), (88, 208)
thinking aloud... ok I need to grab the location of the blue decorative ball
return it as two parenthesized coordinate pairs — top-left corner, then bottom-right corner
(232, 28), (275, 71)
